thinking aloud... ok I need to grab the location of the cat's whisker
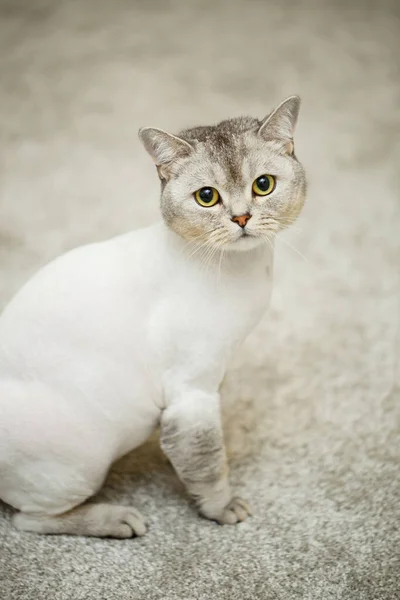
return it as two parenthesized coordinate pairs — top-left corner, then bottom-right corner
(278, 218), (305, 232)
(202, 235), (226, 274)
(183, 227), (226, 264)
(260, 226), (279, 238)
(198, 243), (214, 272)
(217, 245), (226, 283)
(182, 226), (223, 252)
(274, 234), (311, 265)
(184, 226), (223, 242)
(277, 222), (304, 234)
(278, 218), (302, 226)
(189, 231), (220, 271)
(198, 231), (229, 276)
(184, 238), (214, 263)
(262, 233), (276, 254)
(260, 216), (304, 233)
(260, 221), (303, 236)
(212, 239), (228, 279)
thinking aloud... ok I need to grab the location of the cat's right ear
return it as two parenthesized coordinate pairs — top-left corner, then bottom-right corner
(138, 127), (193, 177)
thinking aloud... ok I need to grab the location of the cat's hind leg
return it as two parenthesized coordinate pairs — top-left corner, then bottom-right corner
(8, 457), (147, 538)
(7, 456), (147, 538)
(13, 503), (147, 538)
(1, 379), (148, 538)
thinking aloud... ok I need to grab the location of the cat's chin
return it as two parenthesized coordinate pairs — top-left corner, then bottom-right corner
(223, 234), (267, 253)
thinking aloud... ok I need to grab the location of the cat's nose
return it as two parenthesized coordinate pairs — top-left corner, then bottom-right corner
(231, 214), (252, 228)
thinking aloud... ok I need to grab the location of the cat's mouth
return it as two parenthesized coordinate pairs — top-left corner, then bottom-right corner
(238, 229), (256, 240)
(226, 229), (263, 251)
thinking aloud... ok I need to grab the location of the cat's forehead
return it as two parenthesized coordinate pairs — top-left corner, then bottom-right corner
(178, 116), (281, 188)
(180, 116), (260, 161)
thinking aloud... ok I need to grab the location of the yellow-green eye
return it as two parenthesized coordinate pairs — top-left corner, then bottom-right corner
(252, 174), (276, 196)
(194, 187), (220, 207)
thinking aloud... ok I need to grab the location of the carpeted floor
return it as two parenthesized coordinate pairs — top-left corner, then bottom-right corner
(0, 0), (399, 598)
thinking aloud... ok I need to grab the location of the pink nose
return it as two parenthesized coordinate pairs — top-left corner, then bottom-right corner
(231, 214), (251, 228)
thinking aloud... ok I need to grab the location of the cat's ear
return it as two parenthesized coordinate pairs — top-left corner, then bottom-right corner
(138, 127), (194, 166)
(258, 96), (300, 155)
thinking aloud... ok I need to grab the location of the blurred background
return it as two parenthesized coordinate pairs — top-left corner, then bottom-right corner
(0, 1), (399, 599)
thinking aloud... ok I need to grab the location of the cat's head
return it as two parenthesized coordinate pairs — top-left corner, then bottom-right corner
(139, 96), (306, 252)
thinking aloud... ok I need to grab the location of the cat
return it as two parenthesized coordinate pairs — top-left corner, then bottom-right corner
(0, 96), (306, 538)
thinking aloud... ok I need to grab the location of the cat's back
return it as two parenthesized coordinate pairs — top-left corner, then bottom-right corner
(1, 222), (160, 313)
(0, 223), (165, 374)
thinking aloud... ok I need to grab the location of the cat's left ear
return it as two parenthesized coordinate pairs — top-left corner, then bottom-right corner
(138, 127), (194, 179)
(258, 96), (301, 155)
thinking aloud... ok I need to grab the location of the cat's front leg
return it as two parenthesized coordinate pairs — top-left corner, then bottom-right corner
(160, 388), (251, 524)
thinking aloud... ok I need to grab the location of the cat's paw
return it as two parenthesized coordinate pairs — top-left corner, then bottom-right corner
(201, 497), (252, 525)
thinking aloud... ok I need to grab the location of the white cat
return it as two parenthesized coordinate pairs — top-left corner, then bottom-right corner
(0, 96), (306, 538)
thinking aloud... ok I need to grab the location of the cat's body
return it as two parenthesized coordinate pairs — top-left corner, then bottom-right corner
(0, 224), (271, 512)
(0, 97), (305, 537)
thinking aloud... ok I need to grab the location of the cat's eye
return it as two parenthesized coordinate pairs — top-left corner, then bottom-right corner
(194, 187), (220, 207)
(252, 175), (276, 196)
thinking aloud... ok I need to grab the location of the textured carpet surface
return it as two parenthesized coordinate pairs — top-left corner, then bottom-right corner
(0, 1), (400, 599)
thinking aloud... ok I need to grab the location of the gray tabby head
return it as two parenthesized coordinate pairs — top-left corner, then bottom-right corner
(139, 96), (306, 252)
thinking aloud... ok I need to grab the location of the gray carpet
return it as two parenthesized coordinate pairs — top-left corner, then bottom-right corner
(0, 0), (399, 598)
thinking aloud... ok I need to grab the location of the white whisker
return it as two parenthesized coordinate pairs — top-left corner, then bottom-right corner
(275, 234), (311, 265)
(182, 226), (223, 251)
(262, 233), (276, 254)
(217, 245), (225, 282)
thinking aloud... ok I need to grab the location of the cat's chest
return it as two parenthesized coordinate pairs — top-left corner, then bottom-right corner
(151, 254), (273, 356)
(185, 249), (272, 319)
(189, 268), (270, 321)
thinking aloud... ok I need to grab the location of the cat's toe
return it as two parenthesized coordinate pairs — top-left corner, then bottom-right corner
(109, 507), (147, 538)
(216, 497), (252, 525)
